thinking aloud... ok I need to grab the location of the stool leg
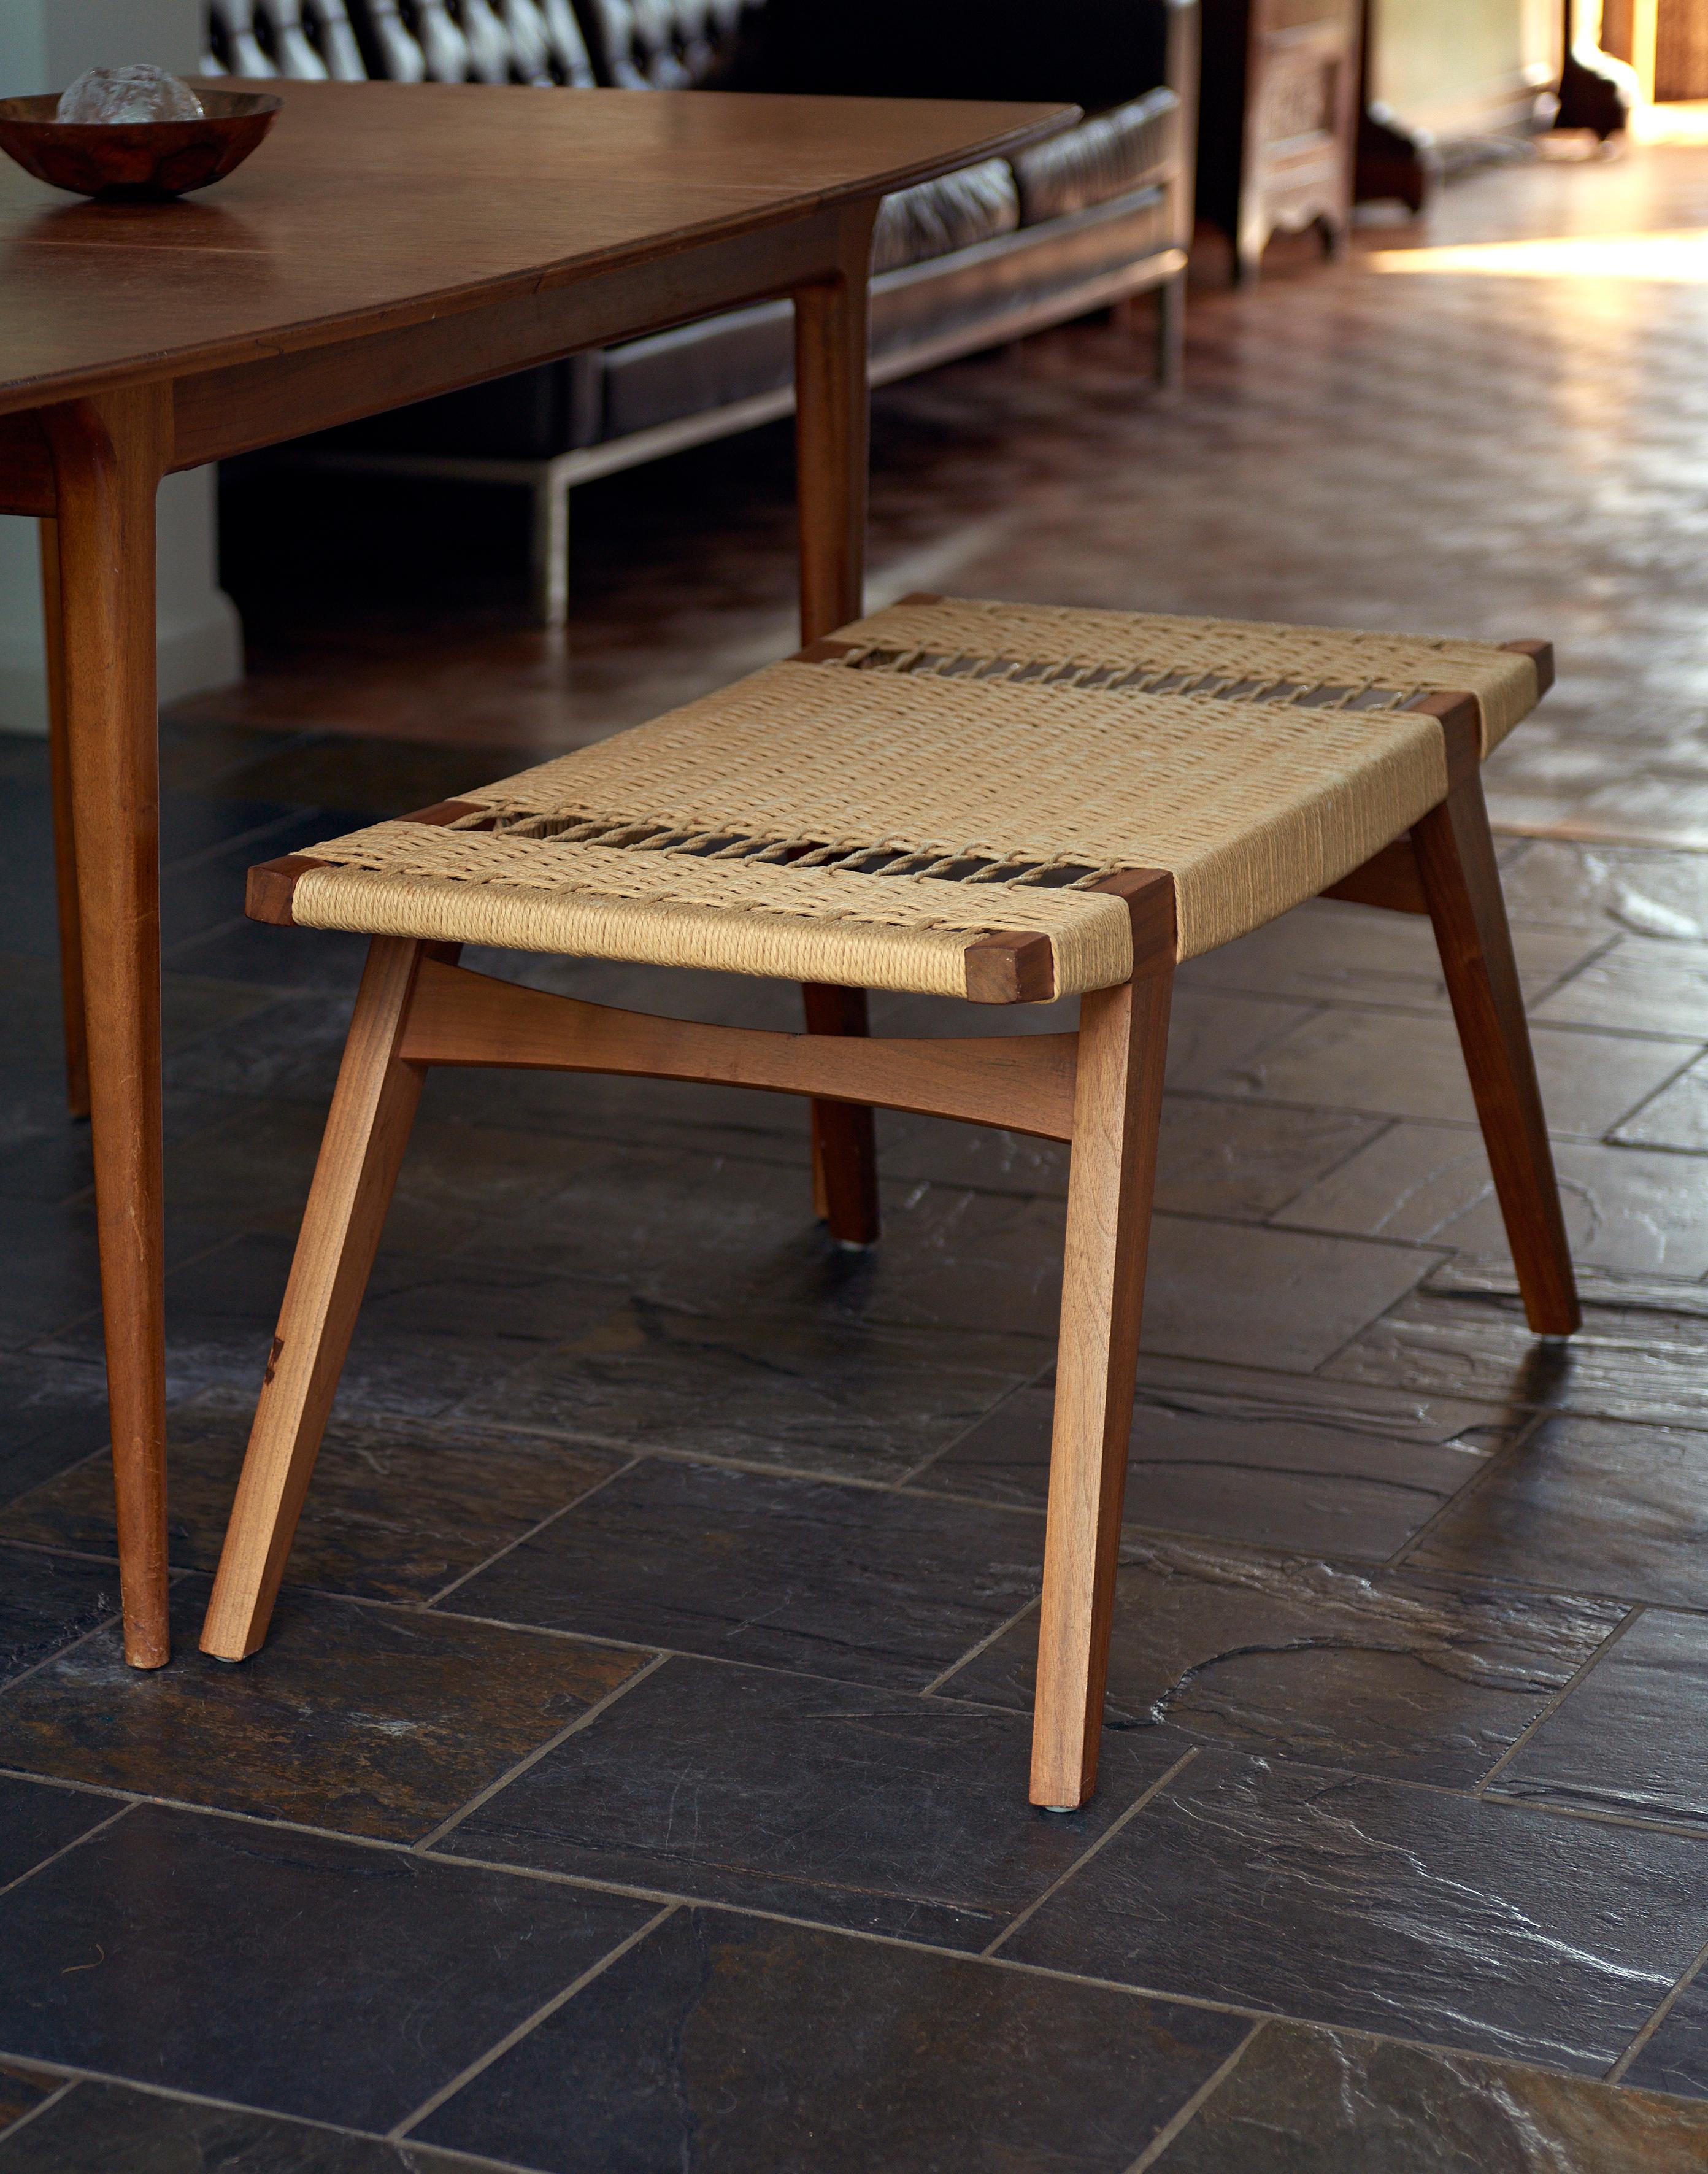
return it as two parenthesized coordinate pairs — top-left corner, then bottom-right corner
(1031, 969), (1172, 1811)
(41, 518), (90, 1120)
(802, 982), (880, 1246)
(201, 936), (431, 1660)
(1413, 776), (1580, 1336)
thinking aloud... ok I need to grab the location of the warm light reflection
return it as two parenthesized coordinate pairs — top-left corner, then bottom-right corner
(1368, 232), (1708, 280)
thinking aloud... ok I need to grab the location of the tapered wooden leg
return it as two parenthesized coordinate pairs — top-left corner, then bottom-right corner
(802, 982), (880, 1245)
(1031, 969), (1172, 1810)
(1414, 774), (1580, 1336)
(201, 936), (431, 1660)
(43, 390), (172, 1668)
(39, 517), (88, 1119)
(794, 204), (882, 1243)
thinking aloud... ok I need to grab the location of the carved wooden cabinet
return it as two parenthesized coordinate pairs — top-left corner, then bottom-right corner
(1197, 0), (1361, 280)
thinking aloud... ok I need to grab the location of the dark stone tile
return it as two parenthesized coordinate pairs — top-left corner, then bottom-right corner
(742, 1183), (1068, 1342)
(418, 1906), (1253, 2174)
(1207, 1006), (1695, 1138)
(1150, 2018), (1708, 2172)
(1180, 900), (1601, 1014)
(0, 2059), (63, 2141)
(455, 1298), (1031, 1484)
(0, 1203), (102, 1354)
(0, 1359), (110, 1511)
(1328, 1264), (1708, 1429)
(0, 1774), (115, 1892)
(444, 1655), (1189, 1948)
(0, 1803), (655, 2129)
(1007, 1752), (1708, 2070)
(44, 1237), (569, 1422)
(163, 992), (356, 1103)
(923, 1357), (1510, 1559)
(1158, 989), (1322, 1094)
(0, 2081), (464, 2171)
(0, 1582), (648, 1842)
(426, 1057), (812, 1166)
(447, 1457), (1042, 1689)
(453, 1143), (818, 1298)
(0, 956), (274, 1078)
(1412, 1412), (1708, 1609)
(1494, 1610), (1708, 1825)
(1625, 1966), (1708, 2102)
(0, 1408), (622, 1605)
(1278, 1124), (1708, 1279)
(0, 1080), (236, 1210)
(1147, 1218), (1439, 1374)
(877, 1098), (1382, 1220)
(0, 1546), (118, 1688)
(940, 1537), (1620, 1787)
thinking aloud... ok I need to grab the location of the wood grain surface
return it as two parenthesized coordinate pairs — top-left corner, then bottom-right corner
(0, 81), (1074, 418)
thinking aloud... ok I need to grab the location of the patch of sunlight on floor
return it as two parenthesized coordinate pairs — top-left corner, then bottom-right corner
(1367, 230), (1708, 280)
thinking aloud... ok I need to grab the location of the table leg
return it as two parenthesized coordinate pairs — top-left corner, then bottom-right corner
(39, 518), (90, 1120)
(794, 206), (880, 1244)
(42, 388), (172, 1670)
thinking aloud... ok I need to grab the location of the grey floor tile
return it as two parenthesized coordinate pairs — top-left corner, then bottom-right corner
(941, 1538), (1620, 1787)
(1625, 1966), (1708, 2102)
(1160, 989), (1320, 1093)
(1326, 1266), (1708, 1428)
(1411, 1411), (1708, 1609)
(1535, 936), (1708, 1038)
(1150, 2018), (1708, 2172)
(1182, 900), (1601, 1014)
(0, 1408), (622, 1605)
(0, 1774), (116, 1892)
(0, 1582), (649, 1843)
(877, 1098), (1382, 1222)
(921, 1357), (1513, 1559)
(1615, 1056), (1708, 1150)
(0, 1805), (655, 2130)
(0, 1546), (118, 1689)
(1206, 1007), (1697, 1137)
(0, 1360), (109, 1511)
(1006, 1751), (1708, 2070)
(445, 1456), (1043, 1689)
(441, 1654), (1190, 1948)
(1277, 1125), (1708, 1278)
(453, 1297), (1032, 1484)
(0, 2083), (465, 2171)
(1494, 1610), (1708, 1827)
(1138, 1217), (1440, 1374)
(417, 1906), (1253, 2174)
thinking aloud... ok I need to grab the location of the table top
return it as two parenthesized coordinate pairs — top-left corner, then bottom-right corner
(0, 80), (1073, 417)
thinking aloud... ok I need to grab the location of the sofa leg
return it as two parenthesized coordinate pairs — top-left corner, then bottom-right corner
(1031, 968), (1172, 1811)
(1155, 272), (1185, 391)
(530, 467), (571, 628)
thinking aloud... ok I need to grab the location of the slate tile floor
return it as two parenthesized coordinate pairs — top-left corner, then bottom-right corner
(7, 145), (1708, 2173)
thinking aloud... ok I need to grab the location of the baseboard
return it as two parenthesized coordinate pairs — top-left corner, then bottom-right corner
(0, 587), (244, 737)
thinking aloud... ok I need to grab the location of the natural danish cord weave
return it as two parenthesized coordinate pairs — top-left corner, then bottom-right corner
(839, 595), (1541, 755)
(284, 593), (1502, 996)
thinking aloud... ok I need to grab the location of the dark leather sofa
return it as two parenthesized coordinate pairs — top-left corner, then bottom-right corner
(298, 0), (1199, 619)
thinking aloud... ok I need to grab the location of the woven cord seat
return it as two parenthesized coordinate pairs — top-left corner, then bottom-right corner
(252, 593), (1548, 1002)
(203, 595), (1579, 1814)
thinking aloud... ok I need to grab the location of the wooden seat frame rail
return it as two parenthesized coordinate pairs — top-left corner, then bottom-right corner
(198, 687), (1579, 1813)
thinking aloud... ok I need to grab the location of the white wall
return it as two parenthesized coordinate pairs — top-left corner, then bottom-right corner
(0, 0), (244, 736)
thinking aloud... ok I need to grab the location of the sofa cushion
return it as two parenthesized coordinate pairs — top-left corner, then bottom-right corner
(1012, 88), (1179, 225)
(871, 160), (1020, 274)
(574, 0), (746, 87)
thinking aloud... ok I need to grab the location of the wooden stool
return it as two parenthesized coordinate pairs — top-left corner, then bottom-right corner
(199, 593), (1577, 1811)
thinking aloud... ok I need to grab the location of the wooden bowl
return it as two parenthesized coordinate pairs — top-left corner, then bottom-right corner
(0, 89), (281, 201)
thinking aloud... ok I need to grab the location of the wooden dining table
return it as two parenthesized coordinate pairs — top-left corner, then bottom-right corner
(0, 80), (1071, 1670)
